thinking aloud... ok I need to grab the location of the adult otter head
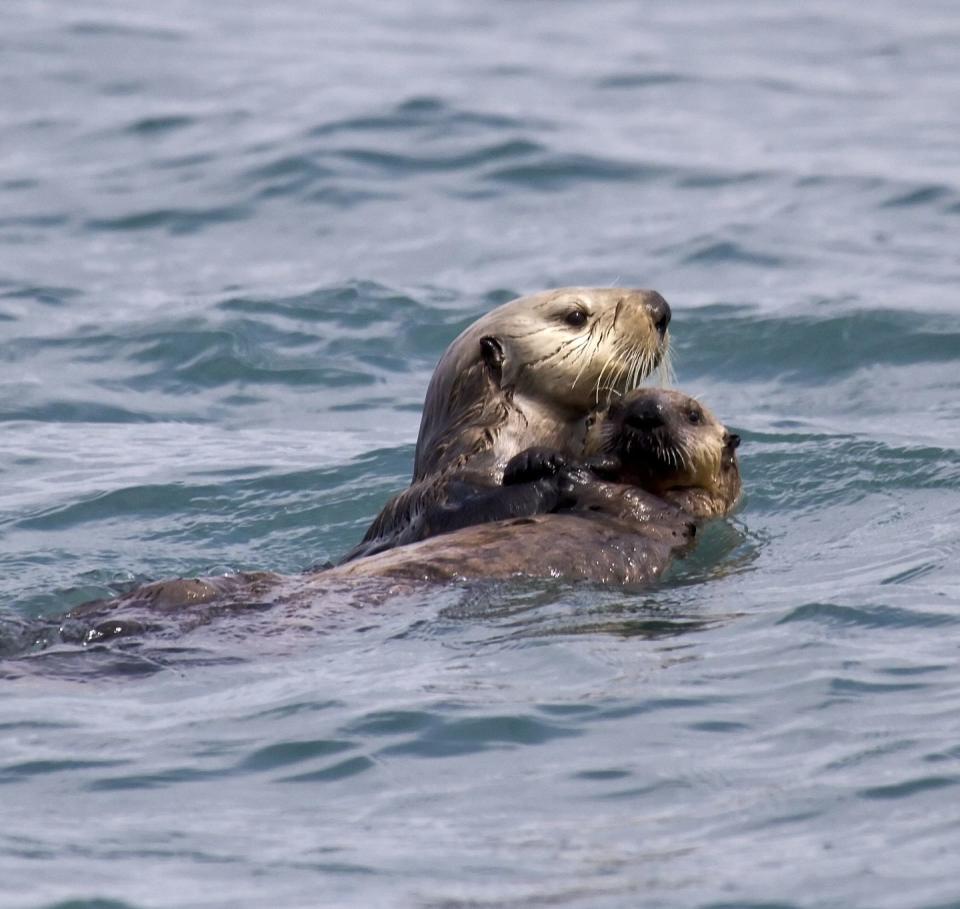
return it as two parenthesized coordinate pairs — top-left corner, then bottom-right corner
(413, 287), (671, 481)
(592, 388), (741, 518)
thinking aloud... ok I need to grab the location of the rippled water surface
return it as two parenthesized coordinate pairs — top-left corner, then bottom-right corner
(3, 1), (960, 907)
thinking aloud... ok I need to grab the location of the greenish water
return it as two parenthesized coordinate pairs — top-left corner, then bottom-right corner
(2, 1), (960, 907)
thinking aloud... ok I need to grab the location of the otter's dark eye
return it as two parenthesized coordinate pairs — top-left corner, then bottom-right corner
(688, 409), (702, 424)
(564, 308), (588, 327)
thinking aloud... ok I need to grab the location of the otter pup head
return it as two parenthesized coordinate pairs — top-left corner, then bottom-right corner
(414, 288), (672, 480)
(595, 388), (741, 518)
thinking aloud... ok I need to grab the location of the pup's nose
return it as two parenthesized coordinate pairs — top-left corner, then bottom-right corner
(624, 397), (665, 431)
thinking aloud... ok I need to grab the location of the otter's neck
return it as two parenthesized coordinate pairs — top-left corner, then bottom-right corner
(489, 396), (588, 479)
(417, 383), (590, 483)
(433, 396), (588, 483)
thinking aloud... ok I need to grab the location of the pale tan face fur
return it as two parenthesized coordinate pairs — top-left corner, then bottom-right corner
(588, 388), (742, 517)
(414, 287), (673, 480)
(488, 287), (672, 414)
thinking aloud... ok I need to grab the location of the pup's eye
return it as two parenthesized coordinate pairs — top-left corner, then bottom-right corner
(564, 308), (588, 327)
(688, 409), (702, 424)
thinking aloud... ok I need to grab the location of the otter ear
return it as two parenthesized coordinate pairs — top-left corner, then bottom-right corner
(722, 432), (741, 469)
(479, 335), (504, 386)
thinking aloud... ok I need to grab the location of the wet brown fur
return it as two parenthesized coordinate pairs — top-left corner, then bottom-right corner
(347, 287), (671, 560)
(56, 390), (741, 642)
(323, 389), (741, 588)
(587, 388), (742, 519)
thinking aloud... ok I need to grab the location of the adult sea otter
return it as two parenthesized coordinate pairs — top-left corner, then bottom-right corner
(54, 388), (741, 649)
(344, 287), (672, 560)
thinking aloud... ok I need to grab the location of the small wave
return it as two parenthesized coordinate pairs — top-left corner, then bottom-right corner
(66, 21), (182, 41)
(218, 281), (439, 332)
(2, 402), (161, 424)
(85, 205), (249, 235)
(698, 903), (802, 909)
(235, 738), (356, 772)
(744, 434), (960, 517)
(858, 775), (959, 801)
(38, 900), (145, 909)
(338, 139), (543, 174)
(681, 240), (786, 269)
(880, 183), (958, 210)
(0, 214), (71, 230)
(215, 282), (464, 373)
(15, 483), (220, 532)
(307, 95), (526, 138)
(6, 291), (430, 405)
(485, 153), (665, 189)
(1, 285), (80, 307)
(124, 115), (194, 136)
(675, 304), (960, 381)
(777, 602), (960, 630)
(675, 169), (768, 189)
(429, 579), (733, 644)
(150, 151), (216, 170)
(791, 171), (960, 218)
(277, 755), (375, 783)
(0, 178), (40, 191)
(595, 71), (692, 89)
(343, 709), (435, 737)
(376, 712), (580, 759)
(0, 644), (176, 682)
(244, 154), (333, 182)
(239, 154), (335, 200)
(0, 757), (129, 783)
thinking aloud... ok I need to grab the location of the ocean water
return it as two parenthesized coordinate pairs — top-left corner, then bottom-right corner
(2, 1), (960, 906)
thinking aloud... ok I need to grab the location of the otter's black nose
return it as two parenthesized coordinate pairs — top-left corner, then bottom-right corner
(644, 292), (671, 339)
(624, 397), (665, 431)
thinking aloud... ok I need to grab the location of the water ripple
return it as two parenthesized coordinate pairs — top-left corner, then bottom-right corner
(124, 115), (193, 136)
(676, 305), (960, 381)
(235, 738), (355, 772)
(777, 602), (960, 629)
(881, 184), (958, 209)
(859, 776), (960, 800)
(595, 71), (692, 89)
(378, 714), (581, 758)
(681, 240), (786, 268)
(306, 96), (528, 137)
(84, 205), (250, 234)
(66, 20), (183, 41)
(486, 154), (665, 189)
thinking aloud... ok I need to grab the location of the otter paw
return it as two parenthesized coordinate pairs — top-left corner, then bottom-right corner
(503, 447), (571, 486)
(583, 454), (622, 479)
(556, 465), (597, 507)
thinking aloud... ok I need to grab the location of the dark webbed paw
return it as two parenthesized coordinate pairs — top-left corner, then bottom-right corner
(556, 454), (623, 508)
(556, 465), (594, 506)
(583, 453), (621, 479)
(503, 447), (571, 486)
